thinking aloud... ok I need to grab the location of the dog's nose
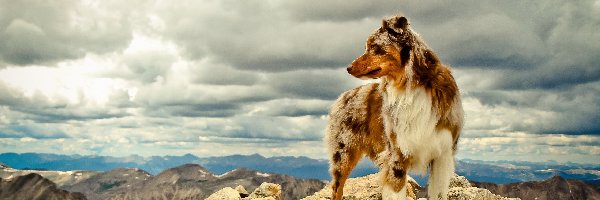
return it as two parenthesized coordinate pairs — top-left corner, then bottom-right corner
(346, 65), (352, 72)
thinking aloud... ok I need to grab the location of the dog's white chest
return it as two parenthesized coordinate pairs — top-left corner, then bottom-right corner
(383, 86), (454, 174)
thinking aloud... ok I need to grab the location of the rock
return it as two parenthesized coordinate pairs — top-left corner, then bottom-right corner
(207, 173), (519, 200)
(301, 173), (383, 200)
(448, 187), (516, 200)
(449, 175), (472, 188)
(204, 167), (323, 200)
(301, 173), (420, 200)
(206, 187), (241, 200)
(236, 185), (249, 198)
(302, 173), (519, 200)
(446, 175), (518, 200)
(206, 182), (283, 200)
(447, 175), (520, 200)
(247, 182), (282, 200)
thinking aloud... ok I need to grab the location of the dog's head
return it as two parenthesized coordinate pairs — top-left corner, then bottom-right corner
(347, 16), (438, 80)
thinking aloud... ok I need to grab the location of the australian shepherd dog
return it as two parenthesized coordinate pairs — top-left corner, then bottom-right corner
(326, 16), (463, 200)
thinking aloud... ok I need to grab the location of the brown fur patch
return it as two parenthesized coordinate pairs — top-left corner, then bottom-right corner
(333, 151), (341, 163)
(411, 50), (458, 119)
(333, 169), (341, 188)
(381, 149), (411, 192)
(393, 167), (405, 178)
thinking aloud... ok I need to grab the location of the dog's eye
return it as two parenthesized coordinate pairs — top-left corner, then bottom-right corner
(372, 46), (386, 55)
(386, 27), (398, 36)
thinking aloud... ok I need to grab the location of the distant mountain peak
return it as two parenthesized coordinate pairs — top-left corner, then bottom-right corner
(0, 162), (10, 169)
(108, 167), (152, 177)
(182, 153), (198, 158)
(169, 163), (212, 174)
(151, 163), (216, 185)
(549, 175), (565, 181)
(0, 173), (86, 200)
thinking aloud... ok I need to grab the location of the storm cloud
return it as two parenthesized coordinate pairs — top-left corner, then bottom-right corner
(0, 0), (598, 163)
(0, 0), (137, 66)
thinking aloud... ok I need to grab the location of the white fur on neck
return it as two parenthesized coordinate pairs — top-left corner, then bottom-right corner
(381, 76), (454, 175)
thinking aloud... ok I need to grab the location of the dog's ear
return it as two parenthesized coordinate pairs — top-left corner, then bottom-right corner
(382, 16), (409, 36)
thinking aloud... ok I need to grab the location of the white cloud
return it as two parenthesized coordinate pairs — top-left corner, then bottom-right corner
(457, 133), (600, 163)
(19, 137), (37, 142)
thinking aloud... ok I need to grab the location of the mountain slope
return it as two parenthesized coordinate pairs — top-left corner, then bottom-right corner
(64, 164), (325, 200)
(0, 173), (86, 200)
(204, 167), (325, 200)
(63, 168), (151, 200)
(473, 176), (600, 200)
(1, 166), (98, 187)
(197, 153), (333, 179)
(107, 164), (215, 200)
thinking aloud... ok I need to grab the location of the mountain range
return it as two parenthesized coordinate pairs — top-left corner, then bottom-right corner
(2, 160), (600, 200)
(1, 152), (599, 185)
(473, 176), (600, 200)
(1, 163), (324, 200)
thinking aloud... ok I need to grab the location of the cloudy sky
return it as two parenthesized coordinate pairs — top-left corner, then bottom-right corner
(0, 0), (598, 164)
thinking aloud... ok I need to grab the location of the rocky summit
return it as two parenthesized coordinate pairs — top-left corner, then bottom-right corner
(301, 173), (520, 200)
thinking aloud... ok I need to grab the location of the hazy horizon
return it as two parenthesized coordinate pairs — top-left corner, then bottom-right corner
(0, 1), (598, 165)
(1, 151), (599, 166)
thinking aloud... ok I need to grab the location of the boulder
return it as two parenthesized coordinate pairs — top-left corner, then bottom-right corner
(247, 182), (282, 200)
(236, 185), (250, 198)
(302, 173), (520, 200)
(205, 187), (241, 200)
(206, 182), (282, 200)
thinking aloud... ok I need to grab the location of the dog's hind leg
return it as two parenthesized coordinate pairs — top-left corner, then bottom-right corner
(330, 147), (362, 200)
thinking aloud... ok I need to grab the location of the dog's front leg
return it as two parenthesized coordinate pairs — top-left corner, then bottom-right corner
(380, 149), (414, 200)
(427, 149), (454, 200)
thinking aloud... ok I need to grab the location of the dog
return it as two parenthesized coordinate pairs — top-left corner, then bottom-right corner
(325, 16), (463, 200)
